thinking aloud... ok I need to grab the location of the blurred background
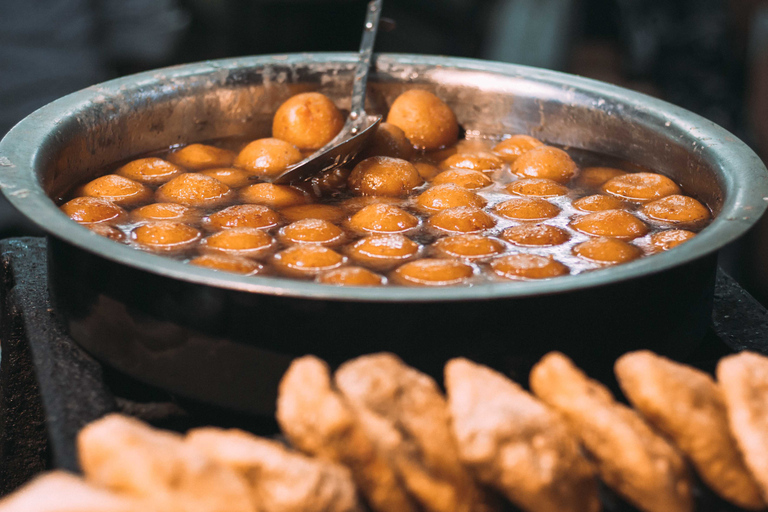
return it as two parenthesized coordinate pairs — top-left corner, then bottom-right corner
(1, 0), (768, 301)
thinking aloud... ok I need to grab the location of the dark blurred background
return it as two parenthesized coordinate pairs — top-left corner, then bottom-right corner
(2, 0), (768, 301)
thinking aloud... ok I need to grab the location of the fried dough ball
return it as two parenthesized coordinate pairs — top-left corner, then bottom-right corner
(77, 414), (253, 512)
(61, 196), (127, 224)
(276, 356), (419, 512)
(80, 174), (153, 207)
(335, 353), (495, 512)
(456, 139), (494, 154)
(416, 184), (486, 212)
(445, 358), (599, 512)
(392, 258), (474, 286)
(572, 194), (625, 212)
(511, 146), (578, 184)
(530, 352), (693, 512)
(200, 227), (275, 258)
(279, 219), (345, 246)
(494, 197), (560, 221)
(339, 196), (406, 212)
(386, 90), (459, 150)
(168, 144), (236, 170)
(432, 169), (492, 189)
(198, 167), (252, 189)
(156, 173), (233, 208)
(650, 230), (696, 252)
(642, 195), (710, 224)
(116, 157), (184, 185)
(439, 152), (504, 173)
(348, 204), (419, 234)
(272, 92), (344, 150)
(577, 166), (626, 188)
(616, 351), (765, 510)
(507, 178), (568, 197)
(187, 428), (362, 512)
(240, 183), (311, 209)
(573, 237), (641, 265)
(602, 172), (681, 203)
(427, 206), (496, 233)
(234, 138), (303, 177)
(189, 254), (263, 275)
(492, 134), (545, 163)
(414, 162), (442, 181)
(362, 122), (416, 160)
(132, 222), (201, 252)
(272, 245), (346, 277)
(205, 204), (281, 231)
(311, 167), (351, 194)
(87, 223), (126, 242)
(491, 253), (569, 280)
(348, 157), (423, 197)
(347, 234), (420, 270)
(317, 266), (385, 286)
(281, 204), (345, 223)
(433, 234), (504, 260)
(717, 352), (768, 503)
(501, 224), (570, 247)
(131, 202), (199, 224)
(570, 209), (648, 239)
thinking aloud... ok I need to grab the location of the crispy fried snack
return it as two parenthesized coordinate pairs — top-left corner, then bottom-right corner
(276, 355), (418, 512)
(444, 358), (600, 512)
(187, 427), (362, 512)
(616, 350), (764, 510)
(77, 414), (252, 512)
(530, 352), (693, 512)
(717, 351), (768, 502)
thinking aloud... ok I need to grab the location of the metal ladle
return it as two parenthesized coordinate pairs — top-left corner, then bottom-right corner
(272, 0), (383, 184)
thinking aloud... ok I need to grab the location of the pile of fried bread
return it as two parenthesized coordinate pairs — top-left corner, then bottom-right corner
(1, 349), (767, 512)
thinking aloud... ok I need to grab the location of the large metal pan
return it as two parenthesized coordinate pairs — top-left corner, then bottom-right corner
(1, 53), (766, 414)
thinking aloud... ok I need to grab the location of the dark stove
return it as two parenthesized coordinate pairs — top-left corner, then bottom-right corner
(1, 236), (767, 511)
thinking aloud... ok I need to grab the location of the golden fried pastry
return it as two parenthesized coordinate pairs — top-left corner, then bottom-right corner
(87, 223), (126, 242)
(340, 196), (406, 212)
(414, 162), (442, 181)
(717, 351), (768, 503)
(602, 172), (680, 203)
(650, 230), (695, 252)
(416, 184), (486, 211)
(391, 258), (474, 286)
(348, 157), (423, 197)
(348, 204), (419, 234)
(507, 178), (568, 197)
(616, 351), (764, 510)
(116, 157), (184, 185)
(240, 183), (311, 209)
(80, 174), (153, 207)
(335, 353), (495, 512)
(168, 144), (236, 170)
(205, 204), (281, 230)
(501, 224), (570, 247)
(445, 358), (599, 512)
(189, 254), (263, 275)
(272, 245), (346, 277)
(61, 196), (127, 224)
(511, 147), (578, 184)
(279, 218), (345, 246)
(573, 237), (641, 265)
(427, 206), (496, 233)
(432, 234), (504, 260)
(572, 194), (625, 212)
(235, 138), (303, 177)
(187, 428), (363, 512)
(492, 135), (544, 163)
(77, 414), (252, 512)
(317, 266), (385, 286)
(642, 195), (710, 224)
(346, 235), (420, 270)
(311, 167), (351, 194)
(281, 204), (345, 224)
(200, 227), (275, 258)
(386, 90), (459, 150)
(491, 254), (569, 280)
(132, 222), (201, 252)
(131, 202), (199, 224)
(494, 197), (560, 221)
(272, 92), (344, 150)
(432, 169), (492, 189)
(276, 356), (419, 512)
(362, 122), (416, 160)
(198, 167), (252, 189)
(530, 352), (693, 512)
(577, 166), (626, 188)
(156, 173), (233, 208)
(439, 152), (504, 173)
(570, 209), (648, 239)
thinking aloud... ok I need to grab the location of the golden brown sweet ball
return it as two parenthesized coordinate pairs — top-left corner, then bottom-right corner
(641, 195), (710, 224)
(198, 167), (252, 189)
(131, 202), (199, 224)
(80, 174), (153, 207)
(432, 169), (492, 190)
(386, 89), (459, 150)
(501, 224), (570, 247)
(494, 197), (560, 221)
(602, 172), (681, 203)
(156, 173), (233, 208)
(492, 134), (544, 163)
(507, 178), (568, 197)
(240, 183), (311, 209)
(511, 146), (578, 184)
(439, 152), (504, 173)
(432, 234), (504, 260)
(577, 166), (626, 188)
(278, 218), (345, 246)
(272, 245), (346, 277)
(573, 237), (642, 265)
(116, 157), (184, 186)
(234, 138), (303, 178)
(272, 92), (344, 150)
(339, 196), (406, 213)
(572, 194), (625, 212)
(87, 223), (125, 242)
(200, 228), (275, 259)
(347, 203), (419, 234)
(347, 234), (421, 270)
(310, 167), (351, 195)
(571, 209), (648, 239)
(132, 221), (201, 252)
(427, 206), (496, 233)
(414, 162), (442, 181)
(347, 156), (423, 197)
(167, 144), (236, 170)
(455, 139), (494, 154)
(60, 196), (127, 224)
(391, 258), (474, 286)
(491, 253), (569, 280)
(280, 204), (345, 224)
(650, 230), (696, 252)
(361, 122), (416, 160)
(416, 184), (486, 212)
(189, 254), (263, 275)
(316, 266), (385, 286)
(205, 205), (281, 231)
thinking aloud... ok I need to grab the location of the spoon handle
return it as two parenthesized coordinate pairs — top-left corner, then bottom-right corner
(350, 0), (382, 120)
